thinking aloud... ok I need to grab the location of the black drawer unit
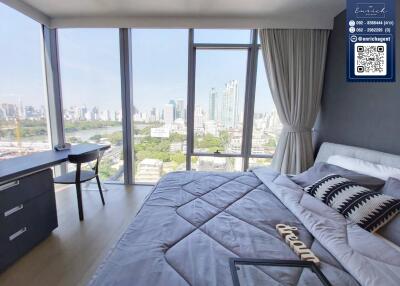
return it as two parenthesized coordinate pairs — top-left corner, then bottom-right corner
(0, 168), (58, 272)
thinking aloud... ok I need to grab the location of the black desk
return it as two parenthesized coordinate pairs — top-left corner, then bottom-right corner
(0, 143), (110, 272)
(0, 143), (110, 184)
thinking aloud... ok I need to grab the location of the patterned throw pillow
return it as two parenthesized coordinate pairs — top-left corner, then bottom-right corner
(304, 174), (400, 232)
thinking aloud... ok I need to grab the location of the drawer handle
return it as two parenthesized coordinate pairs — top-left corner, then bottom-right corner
(0, 180), (19, 192)
(4, 204), (24, 217)
(9, 227), (27, 241)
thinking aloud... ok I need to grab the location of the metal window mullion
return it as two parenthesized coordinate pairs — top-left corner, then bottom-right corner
(42, 26), (66, 175)
(242, 29), (259, 171)
(186, 29), (195, 170)
(193, 43), (251, 50)
(241, 46), (253, 170)
(119, 28), (134, 185)
(250, 154), (273, 159)
(192, 152), (242, 158)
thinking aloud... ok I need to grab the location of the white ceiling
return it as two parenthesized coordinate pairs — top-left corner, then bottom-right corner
(2, 0), (345, 29)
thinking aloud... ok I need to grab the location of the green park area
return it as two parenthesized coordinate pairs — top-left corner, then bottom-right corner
(1, 119), (276, 180)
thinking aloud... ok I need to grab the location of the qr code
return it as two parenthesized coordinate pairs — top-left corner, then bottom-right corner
(354, 43), (387, 76)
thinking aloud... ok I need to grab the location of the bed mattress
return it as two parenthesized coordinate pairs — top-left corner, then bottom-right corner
(89, 170), (366, 286)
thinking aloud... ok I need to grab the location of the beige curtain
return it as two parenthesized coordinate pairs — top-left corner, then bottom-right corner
(259, 29), (330, 174)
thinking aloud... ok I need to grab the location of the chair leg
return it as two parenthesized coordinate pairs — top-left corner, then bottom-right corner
(76, 183), (84, 221)
(96, 175), (105, 205)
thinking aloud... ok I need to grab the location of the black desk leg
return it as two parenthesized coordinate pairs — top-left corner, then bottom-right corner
(76, 183), (84, 221)
(96, 175), (105, 205)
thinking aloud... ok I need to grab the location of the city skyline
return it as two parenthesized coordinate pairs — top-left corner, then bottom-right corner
(0, 2), (280, 181)
(0, 80), (276, 124)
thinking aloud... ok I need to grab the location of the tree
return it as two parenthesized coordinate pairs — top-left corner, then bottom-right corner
(170, 153), (185, 165)
(89, 134), (102, 142)
(69, 136), (81, 143)
(169, 133), (185, 142)
(195, 133), (224, 152)
(265, 138), (277, 148)
(109, 131), (123, 145)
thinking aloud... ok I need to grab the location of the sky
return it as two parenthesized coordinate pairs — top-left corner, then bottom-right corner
(0, 3), (274, 117)
(0, 3), (46, 108)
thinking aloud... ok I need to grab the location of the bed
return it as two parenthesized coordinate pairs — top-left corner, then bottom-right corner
(89, 143), (400, 286)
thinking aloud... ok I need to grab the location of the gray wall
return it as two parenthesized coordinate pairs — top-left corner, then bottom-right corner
(314, 8), (400, 155)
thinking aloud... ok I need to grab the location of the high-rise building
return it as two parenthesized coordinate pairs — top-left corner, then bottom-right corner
(168, 100), (176, 121)
(222, 80), (239, 128)
(204, 120), (218, 136)
(39, 105), (46, 119)
(266, 109), (282, 134)
(100, 109), (111, 121)
(63, 106), (74, 120)
(0, 106), (6, 120)
(208, 88), (218, 121)
(194, 105), (205, 129)
(149, 107), (157, 122)
(18, 98), (25, 119)
(79, 105), (88, 120)
(0, 103), (17, 120)
(155, 108), (161, 121)
(175, 99), (185, 120)
(163, 103), (175, 124)
(90, 107), (99, 120)
(24, 106), (35, 119)
(115, 110), (122, 122)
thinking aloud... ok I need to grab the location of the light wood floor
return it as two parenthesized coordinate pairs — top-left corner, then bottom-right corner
(0, 184), (153, 286)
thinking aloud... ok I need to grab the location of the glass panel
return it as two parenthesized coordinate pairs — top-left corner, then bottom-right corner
(58, 29), (123, 182)
(131, 29), (188, 184)
(235, 264), (325, 286)
(194, 29), (251, 44)
(251, 50), (282, 156)
(0, 4), (50, 160)
(194, 50), (247, 155)
(191, 156), (243, 172)
(248, 157), (272, 169)
(191, 156), (242, 172)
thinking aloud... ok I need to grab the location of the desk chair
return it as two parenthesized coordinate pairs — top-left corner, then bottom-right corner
(54, 150), (105, 221)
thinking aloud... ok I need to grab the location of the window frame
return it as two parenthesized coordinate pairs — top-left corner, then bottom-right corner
(129, 28), (189, 185)
(186, 29), (273, 172)
(39, 27), (275, 185)
(0, 8), (53, 162)
(56, 28), (125, 184)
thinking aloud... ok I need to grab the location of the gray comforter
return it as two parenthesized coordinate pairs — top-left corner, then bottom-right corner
(89, 169), (400, 286)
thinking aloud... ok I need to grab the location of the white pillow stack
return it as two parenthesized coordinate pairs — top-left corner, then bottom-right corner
(327, 155), (400, 181)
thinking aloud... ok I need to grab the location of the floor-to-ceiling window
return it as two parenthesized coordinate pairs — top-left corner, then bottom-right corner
(131, 29), (188, 183)
(188, 29), (279, 172)
(58, 29), (124, 182)
(0, 3), (50, 160)
(0, 15), (280, 184)
(192, 49), (247, 171)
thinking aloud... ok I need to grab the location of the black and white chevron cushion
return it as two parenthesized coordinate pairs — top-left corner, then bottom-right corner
(304, 174), (400, 232)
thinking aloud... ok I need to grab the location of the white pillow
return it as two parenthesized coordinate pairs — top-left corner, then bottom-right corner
(327, 155), (400, 181)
